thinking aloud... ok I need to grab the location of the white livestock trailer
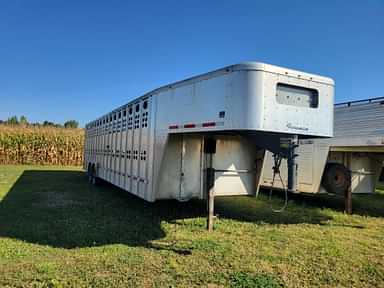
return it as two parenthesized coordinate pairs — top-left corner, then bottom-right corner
(84, 62), (334, 204)
(261, 97), (384, 195)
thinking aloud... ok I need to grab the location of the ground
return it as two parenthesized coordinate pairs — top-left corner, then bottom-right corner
(0, 166), (383, 288)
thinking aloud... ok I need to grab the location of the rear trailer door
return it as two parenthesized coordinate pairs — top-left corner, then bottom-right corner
(157, 134), (203, 200)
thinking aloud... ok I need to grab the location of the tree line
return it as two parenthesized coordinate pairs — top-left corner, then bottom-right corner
(0, 116), (79, 129)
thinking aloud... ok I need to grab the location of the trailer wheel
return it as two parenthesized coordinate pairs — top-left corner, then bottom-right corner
(87, 163), (93, 183)
(90, 163), (101, 186)
(322, 163), (349, 194)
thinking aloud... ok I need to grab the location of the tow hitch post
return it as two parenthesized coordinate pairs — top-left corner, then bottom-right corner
(204, 138), (217, 232)
(206, 167), (215, 232)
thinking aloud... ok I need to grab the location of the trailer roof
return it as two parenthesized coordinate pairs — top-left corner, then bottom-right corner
(87, 61), (334, 126)
(233, 62), (334, 85)
(146, 62), (334, 95)
(335, 96), (384, 107)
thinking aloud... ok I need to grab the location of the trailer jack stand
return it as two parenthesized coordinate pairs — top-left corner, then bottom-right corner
(287, 135), (299, 193)
(344, 170), (352, 214)
(206, 167), (215, 231)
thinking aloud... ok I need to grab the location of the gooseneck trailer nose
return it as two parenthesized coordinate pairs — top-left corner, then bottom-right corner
(84, 62), (334, 202)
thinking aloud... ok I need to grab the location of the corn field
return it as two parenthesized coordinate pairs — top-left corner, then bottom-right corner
(0, 125), (84, 166)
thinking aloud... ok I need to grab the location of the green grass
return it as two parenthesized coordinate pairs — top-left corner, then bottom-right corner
(0, 165), (384, 287)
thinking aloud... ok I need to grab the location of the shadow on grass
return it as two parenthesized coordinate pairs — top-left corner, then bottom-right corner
(282, 190), (384, 218)
(0, 170), (334, 249)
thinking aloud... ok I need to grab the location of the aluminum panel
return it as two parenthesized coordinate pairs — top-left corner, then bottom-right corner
(125, 105), (134, 192)
(138, 98), (151, 199)
(213, 136), (256, 196)
(107, 116), (113, 182)
(111, 113), (117, 185)
(116, 111), (123, 187)
(120, 109), (127, 187)
(334, 101), (384, 138)
(180, 135), (203, 200)
(102, 119), (107, 178)
(157, 134), (182, 200)
(131, 102), (141, 196)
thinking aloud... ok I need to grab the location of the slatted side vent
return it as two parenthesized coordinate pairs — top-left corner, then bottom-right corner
(134, 103), (141, 129)
(133, 150), (139, 160)
(140, 150), (147, 161)
(128, 106), (133, 130)
(141, 100), (149, 128)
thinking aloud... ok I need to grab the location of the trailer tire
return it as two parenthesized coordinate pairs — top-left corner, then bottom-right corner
(322, 163), (349, 194)
(90, 163), (101, 186)
(87, 163), (93, 183)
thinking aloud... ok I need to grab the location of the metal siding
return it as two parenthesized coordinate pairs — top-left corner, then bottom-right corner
(180, 135), (203, 200)
(114, 115), (118, 185)
(103, 118), (108, 179)
(298, 144), (314, 185)
(110, 115), (115, 183)
(116, 111), (122, 187)
(102, 118), (107, 178)
(94, 124), (97, 169)
(90, 127), (94, 163)
(107, 115), (113, 182)
(213, 136), (256, 196)
(125, 105), (134, 192)
(97, 122), (101, 173)
(334, 101), (384, 138)
(131, 102), (141, 196)
(350, 155), (376, 193)
(120, 108), (127, 187)
(261, 71), (333, 137)
(139, 98), (151, 199)
(157, 134), (183, 199)
(107, 113), (113, 183)
(146, 97), (157, 201)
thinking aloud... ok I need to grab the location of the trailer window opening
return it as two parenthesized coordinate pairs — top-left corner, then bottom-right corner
(123, 110), (127, 117)
(143, 100), (148, 110)
(276, 83), (318, 108)
(118, 112), (121, 119)
(135, 104), (140, 112)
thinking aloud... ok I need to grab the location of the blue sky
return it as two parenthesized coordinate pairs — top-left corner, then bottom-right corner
(0, 0), (383, 127)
